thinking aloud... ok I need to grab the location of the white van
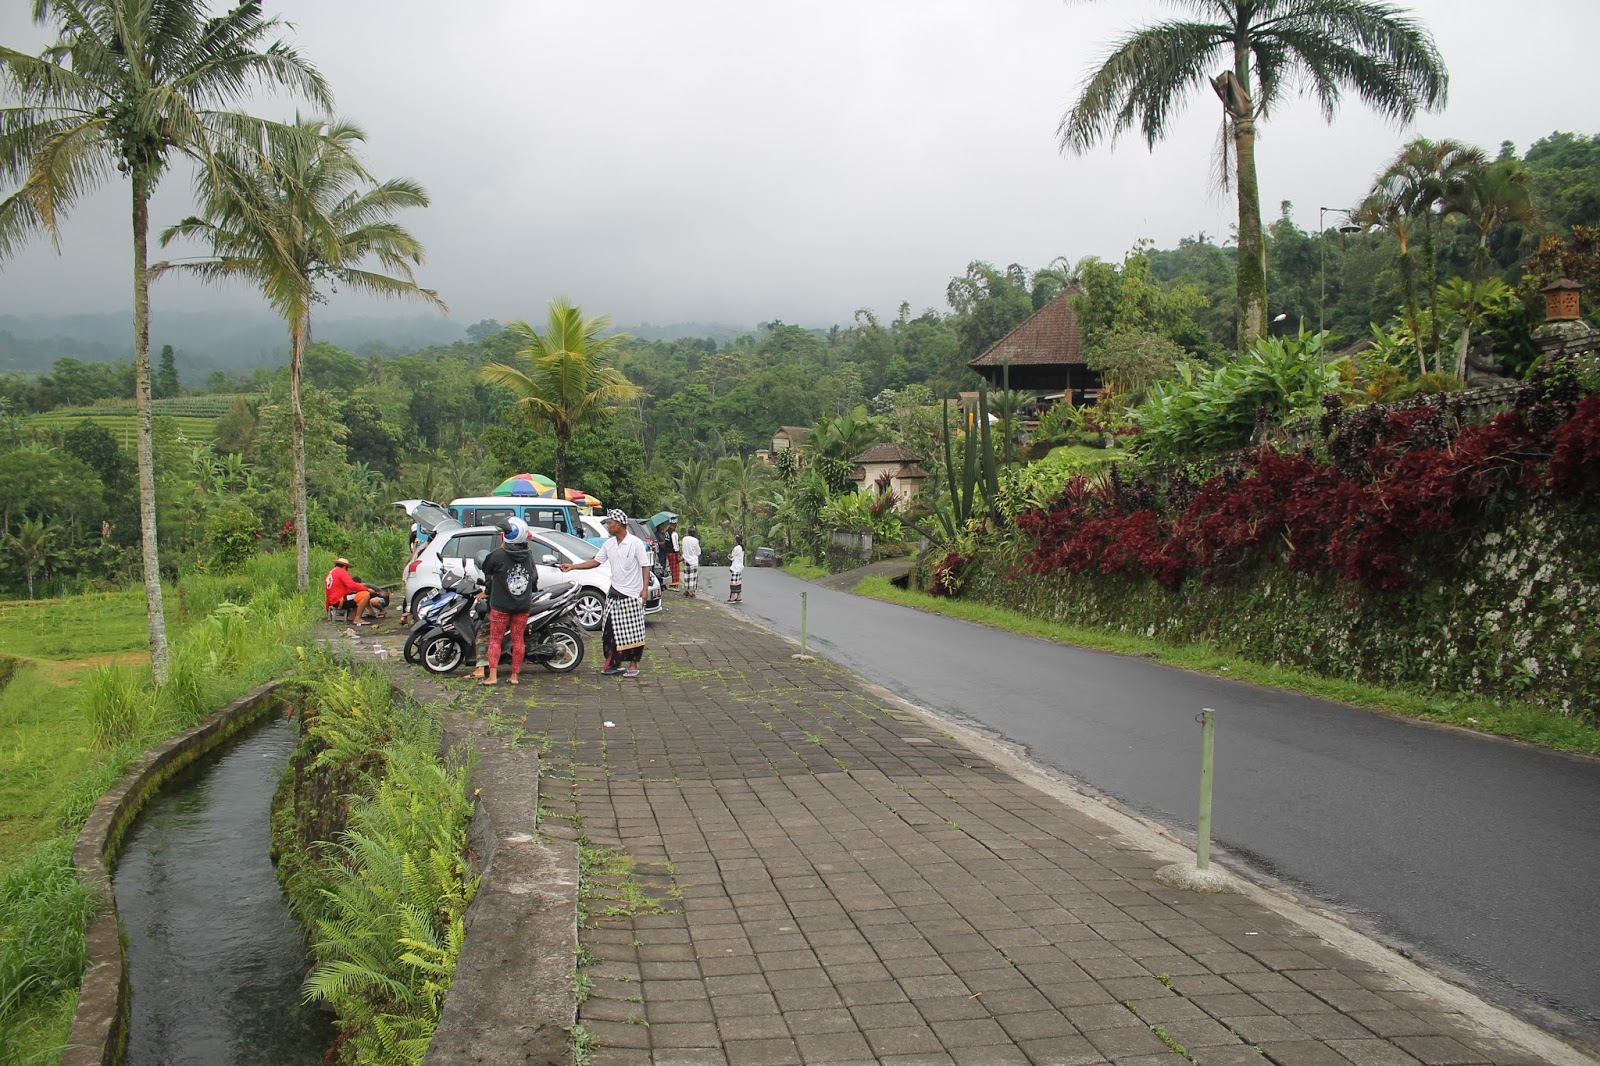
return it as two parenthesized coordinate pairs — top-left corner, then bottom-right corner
(446, 496), (583, 537)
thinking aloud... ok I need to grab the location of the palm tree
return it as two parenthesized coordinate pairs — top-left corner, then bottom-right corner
(1448, 159), (1539, 281)
(674, 456), (715, 528)
(1058, 0), (1448, 348)
(7, 516), (54, 600)
(714, 454), (769, 544)
(478, 300), (642, 496)
(1366, 137), (1487, 371)
(1351, 188), (1427, 374)
(155, 118), (443, 590)
(0, 0), (329, 680)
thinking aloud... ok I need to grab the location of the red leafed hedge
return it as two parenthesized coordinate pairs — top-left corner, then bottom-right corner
(1017, 375), (1600, 593)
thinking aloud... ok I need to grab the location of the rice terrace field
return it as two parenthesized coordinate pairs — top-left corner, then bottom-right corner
(21, 394), (255, 446)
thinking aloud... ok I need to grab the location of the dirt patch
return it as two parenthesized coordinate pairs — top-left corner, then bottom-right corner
(28, 652), (152, 686)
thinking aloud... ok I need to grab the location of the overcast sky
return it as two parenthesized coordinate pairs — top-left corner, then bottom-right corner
(2, 0), (1597, 332)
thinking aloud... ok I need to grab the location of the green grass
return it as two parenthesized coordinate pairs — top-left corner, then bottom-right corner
(781, 559), (828, 580)
(0, 590), (153, 662)
(853, 575), (1600, 755)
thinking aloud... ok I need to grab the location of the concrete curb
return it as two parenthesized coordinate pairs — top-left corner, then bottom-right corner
(425, 710), (578, 1066)
(63, 681), (292, 1066)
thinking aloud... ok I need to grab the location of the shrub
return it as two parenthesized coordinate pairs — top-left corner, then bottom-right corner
(1017, 376), (1598, 594)
(205, 503), (262, 573)
(1132, 329), (1353, 460)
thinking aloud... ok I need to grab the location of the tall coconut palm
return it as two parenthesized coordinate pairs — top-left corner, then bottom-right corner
(155, 118), (443, 590)
(1366, 137), (1487, 370)
(478, 300), (642, 497)
(0, 0), (329, 680)
(1058, 0), (1448, 349)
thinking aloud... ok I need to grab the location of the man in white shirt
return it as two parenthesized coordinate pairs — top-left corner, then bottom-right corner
(561, 509), (650, 677)
(680, 526), (702, 598)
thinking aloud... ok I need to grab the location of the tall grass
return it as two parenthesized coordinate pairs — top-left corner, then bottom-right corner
(0, 839), (94, 1066)
(85, 664), (151, 750)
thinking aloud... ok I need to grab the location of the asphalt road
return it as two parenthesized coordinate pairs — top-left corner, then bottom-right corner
(690, 565), (1600, 1043)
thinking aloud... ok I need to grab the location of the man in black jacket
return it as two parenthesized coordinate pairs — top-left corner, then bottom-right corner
(478, 521), (536, 686)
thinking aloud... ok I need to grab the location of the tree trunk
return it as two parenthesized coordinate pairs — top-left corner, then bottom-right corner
(1227, 64), (1267, 349)
(554, 434), (567, 503)
(1396, 238), (1427, 376)
(132, 175), (171, 683)
(292, 318), (310, 591)
(1422, 216), (1443, 374)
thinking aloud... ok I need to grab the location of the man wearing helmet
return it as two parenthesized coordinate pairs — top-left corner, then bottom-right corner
(476, 518), (537, 686)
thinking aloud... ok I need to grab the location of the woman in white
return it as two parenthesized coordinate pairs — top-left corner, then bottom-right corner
(680, 526), (702, 598)
(727, 534), (744, 604)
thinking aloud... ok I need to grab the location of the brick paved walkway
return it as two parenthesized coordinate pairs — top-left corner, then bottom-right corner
(439, 597), (1577, 1066)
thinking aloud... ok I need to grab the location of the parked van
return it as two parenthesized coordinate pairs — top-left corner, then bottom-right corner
(446, 496), (583, 537)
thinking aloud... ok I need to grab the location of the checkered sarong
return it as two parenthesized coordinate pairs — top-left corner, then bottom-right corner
(603, 593), (646, 652)
(682, 561), (699, 592)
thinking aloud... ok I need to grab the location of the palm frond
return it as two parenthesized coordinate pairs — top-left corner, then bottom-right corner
(1058, 20), (1228, 153)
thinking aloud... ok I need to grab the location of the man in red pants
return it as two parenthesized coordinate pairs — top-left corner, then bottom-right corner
(476, 521), (536, 686)
(665, 519), (682, 589)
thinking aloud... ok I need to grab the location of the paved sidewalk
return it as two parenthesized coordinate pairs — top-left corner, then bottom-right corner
(366, 598), (1586, 1066)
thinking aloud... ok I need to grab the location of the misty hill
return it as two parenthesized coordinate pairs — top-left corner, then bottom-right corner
(2, 312), (759, 374)
(613, 321), (752, 345)
(0, 310), (467, 374)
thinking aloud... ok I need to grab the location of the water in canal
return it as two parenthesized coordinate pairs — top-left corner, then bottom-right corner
(114, 714), (333, 1065)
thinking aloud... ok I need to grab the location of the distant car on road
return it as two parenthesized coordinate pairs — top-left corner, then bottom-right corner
(753, 546), (782, 567)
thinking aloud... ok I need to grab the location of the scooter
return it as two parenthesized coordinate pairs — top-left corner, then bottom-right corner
(417, 580), (587, 676)
(403, 570), (475, 664)
(514, 581), (586, 673)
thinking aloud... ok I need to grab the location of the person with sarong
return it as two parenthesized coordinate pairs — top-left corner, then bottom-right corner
(680, 526), (701, 598)
(562, 508), (650, 678)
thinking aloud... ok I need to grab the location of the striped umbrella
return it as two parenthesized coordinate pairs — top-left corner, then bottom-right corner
(490, 473), (557, 497)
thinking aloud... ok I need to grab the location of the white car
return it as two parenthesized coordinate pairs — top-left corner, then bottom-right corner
(398, 502), (660, 630)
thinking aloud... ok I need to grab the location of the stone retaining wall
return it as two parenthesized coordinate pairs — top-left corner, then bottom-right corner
(63, 682), (291, 1066)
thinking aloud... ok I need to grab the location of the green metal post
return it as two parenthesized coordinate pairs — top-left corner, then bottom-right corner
(800, 591), (808, 656)
(1196, 708), (1216, 869)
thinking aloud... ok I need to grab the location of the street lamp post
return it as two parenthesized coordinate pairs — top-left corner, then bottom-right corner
(1319, 206), (1361, 334)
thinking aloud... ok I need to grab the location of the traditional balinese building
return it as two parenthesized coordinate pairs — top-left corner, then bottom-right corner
(847, 443), (929, 508)
(967, 290), (1101, 405)
(771, 426), (811, 453)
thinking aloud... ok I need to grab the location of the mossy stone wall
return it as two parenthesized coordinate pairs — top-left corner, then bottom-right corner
(960, 501), (1600, 717)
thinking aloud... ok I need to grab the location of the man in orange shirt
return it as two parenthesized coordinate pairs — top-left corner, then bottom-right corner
(324, 558), (373, 625)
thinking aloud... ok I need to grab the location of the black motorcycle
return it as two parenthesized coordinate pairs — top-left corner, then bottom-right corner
(418, 580), (586, 676)
(403, 570), (475, 665)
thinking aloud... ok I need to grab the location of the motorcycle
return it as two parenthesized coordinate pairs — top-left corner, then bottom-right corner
(403, 568), (475, 664)
(418, 579), (587, 676)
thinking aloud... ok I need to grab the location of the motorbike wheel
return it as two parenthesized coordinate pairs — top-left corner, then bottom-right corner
(571, 589), (606, 631)
(540, 624), (585, 673)
(420, 633), (465, 675)
(403, 626), (435, 665)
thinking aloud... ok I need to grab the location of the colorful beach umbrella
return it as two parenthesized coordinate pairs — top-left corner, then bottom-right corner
(490, 473), (556, 498)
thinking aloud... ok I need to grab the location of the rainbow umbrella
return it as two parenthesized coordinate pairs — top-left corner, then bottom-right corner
(490, 473), (557, 498)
